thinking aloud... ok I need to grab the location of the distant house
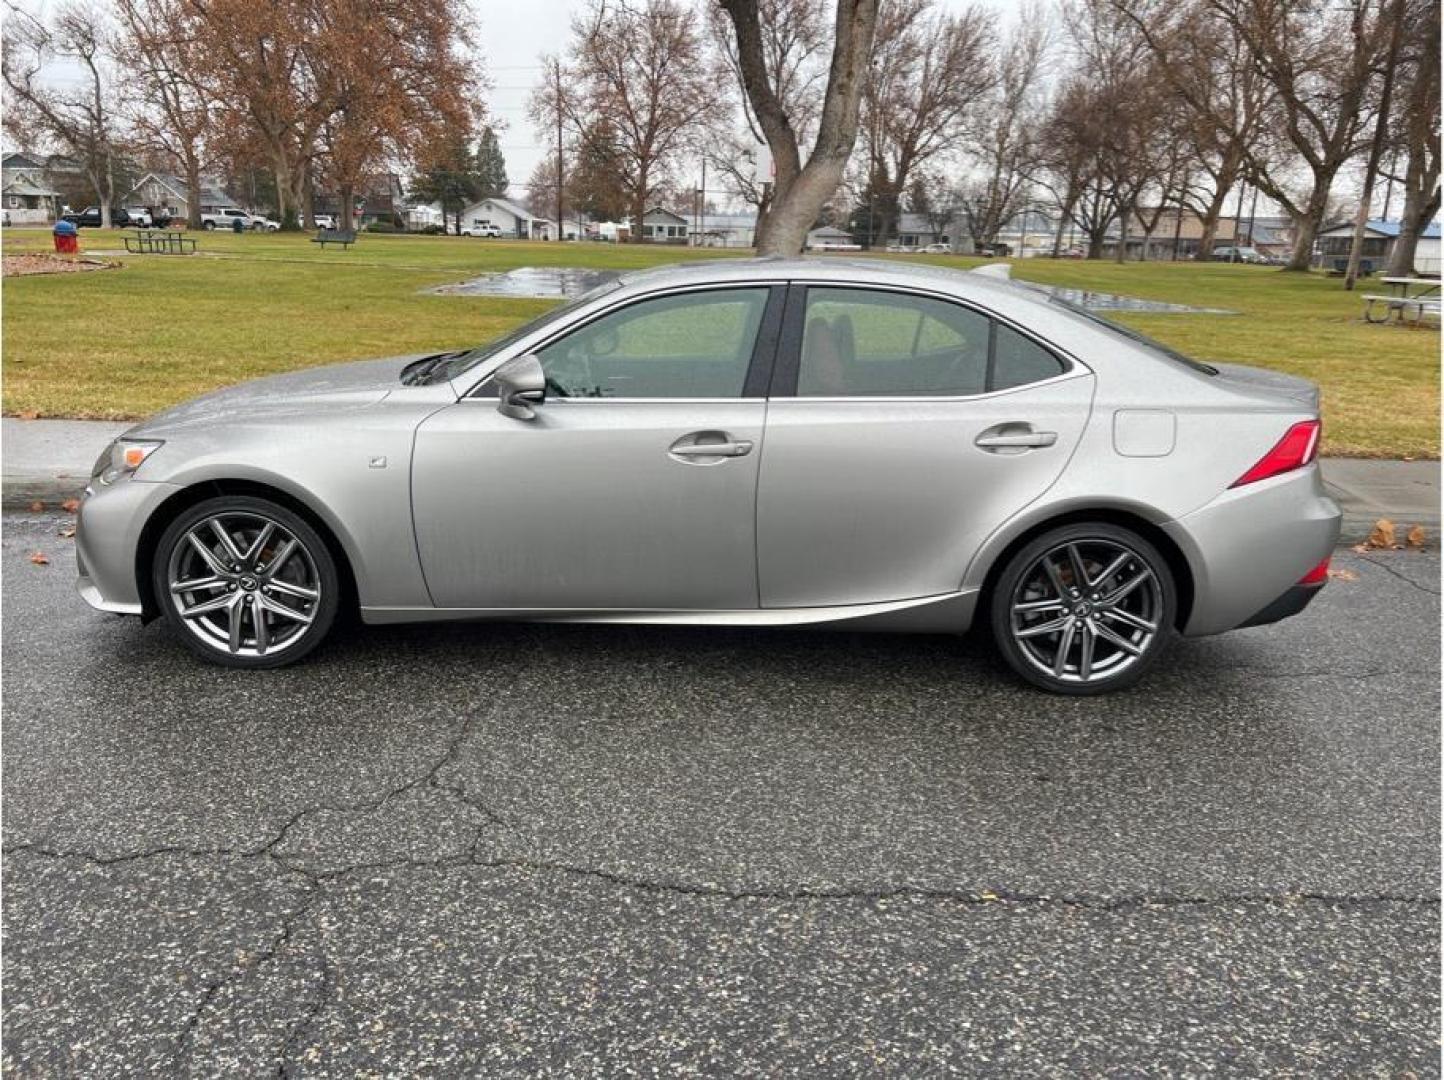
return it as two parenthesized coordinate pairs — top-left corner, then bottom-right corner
(1314, 219), (1441, 276)
(695, 211), (756, 248)
(457, 196), (550, 239)
(2, 152), (65, 224)
(1113, 209), (1239, 260)
(640, 207), (689, 244)
(123, 173), (235, 220)
(805, 225), (858, 251)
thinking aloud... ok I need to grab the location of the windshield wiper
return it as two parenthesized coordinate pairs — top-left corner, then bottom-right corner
(400, 350), (469, 386)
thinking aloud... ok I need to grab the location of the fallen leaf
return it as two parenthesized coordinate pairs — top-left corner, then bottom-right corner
(27, 501), (44, 513)
(1328, 567), (1359, 582)
(1406, 525), (1427, 549)
(1366, 518), (1396, 549)
(16, 409), (39, 420)
(60, 498), (80, 513)
(59, 526), (75, 538)
(28, 551), (49, 566)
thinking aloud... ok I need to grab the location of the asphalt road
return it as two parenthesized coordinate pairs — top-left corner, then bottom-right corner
(3, 511), (1438, 1076)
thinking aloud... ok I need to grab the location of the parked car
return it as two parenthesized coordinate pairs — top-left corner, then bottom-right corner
(122, 207), (153, 228)
(312, 214), (337, 230)
(461, 222), (503, 238)
(924, 243), (951, 254)
(62, 206), (134, 228)
(1212, 245), (1270, 265)
(75, 258), (1338, 693)
(200, 207), (269, 231)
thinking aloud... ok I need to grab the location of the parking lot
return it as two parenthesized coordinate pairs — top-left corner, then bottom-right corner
(2, 510), (1438, 1074)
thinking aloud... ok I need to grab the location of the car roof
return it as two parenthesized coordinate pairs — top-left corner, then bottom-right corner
(613, 255), (1043, 309)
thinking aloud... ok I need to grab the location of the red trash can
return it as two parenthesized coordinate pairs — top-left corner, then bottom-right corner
(53, 219), (78, 254)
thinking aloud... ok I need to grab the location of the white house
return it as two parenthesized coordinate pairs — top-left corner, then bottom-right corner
(1314, 219), (1441, 276)
(2, 152), (63, 224)
(640, 207), (688, 244)
(695, 212), (756, 248)
(458, 196), (550, 239)
(122, 172), (236, 220)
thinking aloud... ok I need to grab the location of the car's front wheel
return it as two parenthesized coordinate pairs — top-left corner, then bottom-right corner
(153, 496), (340, 668)
(989, 523), (1176, 695)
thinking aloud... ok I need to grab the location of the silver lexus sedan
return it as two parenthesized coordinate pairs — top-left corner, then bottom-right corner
(76, 259), (1340, 694)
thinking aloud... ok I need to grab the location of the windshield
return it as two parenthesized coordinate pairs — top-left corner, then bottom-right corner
(1047, 296), (1217, 375)
(421, 280), (624, 385)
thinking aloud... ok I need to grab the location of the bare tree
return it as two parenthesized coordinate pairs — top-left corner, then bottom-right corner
(719, 0), (881, 255)
(1212, 0), (1394, 270)
(3, 2), (126, 226)
(704, 0), (828, 232)
(1113, 0), (1273, 259)
(114, 0), (213, 227)
(564, 0), (712, 242)
(956, 6), (1050, 249)
(1383, 0), (1440, 276)
(858, 0), (996, 243)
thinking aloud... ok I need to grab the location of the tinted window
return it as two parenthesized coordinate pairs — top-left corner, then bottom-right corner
(536, 288), (769, 398)
(798, 287), (990, 396)
(992, 323), (1065, 390)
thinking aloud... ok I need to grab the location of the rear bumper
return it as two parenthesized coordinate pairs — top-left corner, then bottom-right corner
(1164, 464), (1341, 636)
(1236, 581), (1326, 629)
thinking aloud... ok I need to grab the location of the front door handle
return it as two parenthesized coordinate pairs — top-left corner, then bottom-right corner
(668, 432), (754, 461)
(975, 430), (1058, 449)
(671, 440), (753, 457)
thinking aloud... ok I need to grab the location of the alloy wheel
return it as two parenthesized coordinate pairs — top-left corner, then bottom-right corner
(1008, 537), (1163, 685)
(165, 511), (322, 658)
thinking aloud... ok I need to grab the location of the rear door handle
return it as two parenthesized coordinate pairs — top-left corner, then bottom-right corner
(975, 431), (1058, 448)
(671, 441), (753, 457)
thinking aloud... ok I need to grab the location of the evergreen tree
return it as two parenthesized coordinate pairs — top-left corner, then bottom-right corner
(409, 138), (481, 234)
(475, 126), (509, 199)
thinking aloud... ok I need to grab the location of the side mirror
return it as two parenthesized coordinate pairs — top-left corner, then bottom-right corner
(494, 354), (546, 420)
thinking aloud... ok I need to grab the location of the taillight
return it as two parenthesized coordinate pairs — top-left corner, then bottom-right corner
(1298, 556), (1330, 585)
(1230, 420), (1321, 488)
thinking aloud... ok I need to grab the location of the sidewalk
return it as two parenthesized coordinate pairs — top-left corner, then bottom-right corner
(3, 417), (1439, 542)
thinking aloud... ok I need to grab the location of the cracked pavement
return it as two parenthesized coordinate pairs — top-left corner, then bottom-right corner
(3, 512), (1439, 1075)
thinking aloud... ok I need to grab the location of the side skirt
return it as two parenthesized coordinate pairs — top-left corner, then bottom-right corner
(361, 589), (979, 634)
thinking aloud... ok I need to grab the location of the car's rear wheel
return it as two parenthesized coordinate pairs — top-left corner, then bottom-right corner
(203, 220), (215, 230)
(989, 523), (1176, 695)
(153, 496), (339, 668)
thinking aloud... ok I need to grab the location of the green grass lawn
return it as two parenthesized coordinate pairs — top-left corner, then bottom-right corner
(2, 229), (1436, 457)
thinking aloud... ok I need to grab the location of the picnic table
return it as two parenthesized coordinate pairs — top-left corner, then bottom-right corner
(123, 229), (197, 255)
(1363, 276), (1441, 326)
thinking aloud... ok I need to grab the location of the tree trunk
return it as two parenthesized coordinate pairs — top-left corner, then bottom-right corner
(1051, 192), (1075, 257)
(1284, 183), (1333, 272)
(184, 158), (203, 230)
(338, 182), (354, 232)
(1195, 186), (1230, 262)
(630, 164), (648, 244)
(1114, 200), (1130, 264)
(1387, 181), (1441, 277)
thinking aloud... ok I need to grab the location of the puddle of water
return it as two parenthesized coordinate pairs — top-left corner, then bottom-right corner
(428, 266), (620, 298)
(1022, 283), (1234, 314)
(429, 265), (1235, 315)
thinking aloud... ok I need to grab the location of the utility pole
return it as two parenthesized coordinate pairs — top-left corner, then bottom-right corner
(554, 61), (564, 242)
(1345, 0), (1406, 291)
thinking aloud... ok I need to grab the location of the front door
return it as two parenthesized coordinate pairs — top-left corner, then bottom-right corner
(412, 284), (783, 611)
(757, 285), (1095, 608)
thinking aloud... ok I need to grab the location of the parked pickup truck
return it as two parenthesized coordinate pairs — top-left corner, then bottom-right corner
(200, 207), (266, 231)
(62, 206), (137, 228)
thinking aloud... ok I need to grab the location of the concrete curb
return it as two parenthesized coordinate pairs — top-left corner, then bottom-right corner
(3, 418), (1438, 545)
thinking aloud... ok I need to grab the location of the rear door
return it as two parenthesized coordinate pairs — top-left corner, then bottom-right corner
(411, 284), (785, 611)
(756, 284), (1095, 609)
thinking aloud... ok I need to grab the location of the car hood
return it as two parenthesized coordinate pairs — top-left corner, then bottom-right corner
(126, 355), (421, 435)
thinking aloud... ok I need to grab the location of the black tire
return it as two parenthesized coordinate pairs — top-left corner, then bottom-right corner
(153, 495), (340, 669)
(989, 522), (1176, 696)
(203, 220), (215, 231)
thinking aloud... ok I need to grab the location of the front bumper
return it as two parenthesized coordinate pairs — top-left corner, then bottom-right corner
(1163, 465), (1341, 636)
(75, 478), (182, 616)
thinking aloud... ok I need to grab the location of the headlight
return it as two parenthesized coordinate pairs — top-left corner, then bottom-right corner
(94, 439), (164, 485)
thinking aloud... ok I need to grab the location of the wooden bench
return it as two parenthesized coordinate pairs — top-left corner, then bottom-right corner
(311, 229), (356, 249)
